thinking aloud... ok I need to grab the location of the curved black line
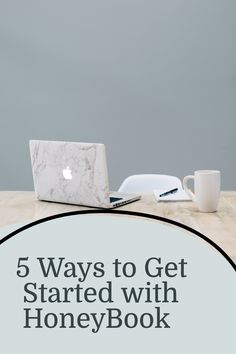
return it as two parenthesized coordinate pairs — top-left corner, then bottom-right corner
(0, 209), (235, 271)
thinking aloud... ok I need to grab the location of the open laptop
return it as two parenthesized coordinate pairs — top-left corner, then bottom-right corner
(29, 140), (141, 208)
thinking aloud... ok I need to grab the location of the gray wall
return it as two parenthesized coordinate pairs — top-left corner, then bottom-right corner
(0, 0), (236, 190)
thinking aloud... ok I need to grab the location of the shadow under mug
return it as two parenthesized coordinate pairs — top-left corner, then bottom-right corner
(183, 170), (221, 212)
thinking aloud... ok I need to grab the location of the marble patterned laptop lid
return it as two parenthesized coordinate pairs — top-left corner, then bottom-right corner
(29, 140), (111, 208)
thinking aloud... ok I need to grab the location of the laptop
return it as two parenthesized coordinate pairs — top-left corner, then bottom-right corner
(29, 140), (141, 208)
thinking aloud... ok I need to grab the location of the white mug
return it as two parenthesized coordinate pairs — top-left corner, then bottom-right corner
(183, 170), (221, 212)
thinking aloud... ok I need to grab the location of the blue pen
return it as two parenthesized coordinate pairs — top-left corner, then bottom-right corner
(159, 188), (178, 198)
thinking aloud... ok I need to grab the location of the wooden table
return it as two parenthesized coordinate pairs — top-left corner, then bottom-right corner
(0, 191), (236, 264)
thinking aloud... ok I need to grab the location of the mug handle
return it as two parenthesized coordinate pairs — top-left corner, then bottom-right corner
(183, 175), (195, 201)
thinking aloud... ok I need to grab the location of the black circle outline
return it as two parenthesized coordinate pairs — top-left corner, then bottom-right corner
(0, 209), (235, 271)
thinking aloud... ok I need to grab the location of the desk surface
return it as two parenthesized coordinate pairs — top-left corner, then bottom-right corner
(0, 191), (236, 264)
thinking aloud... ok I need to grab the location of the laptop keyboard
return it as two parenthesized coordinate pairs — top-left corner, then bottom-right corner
(110, 197), (123, 203)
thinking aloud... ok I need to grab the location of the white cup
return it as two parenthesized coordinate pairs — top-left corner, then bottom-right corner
(183, 170), (221, 212)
